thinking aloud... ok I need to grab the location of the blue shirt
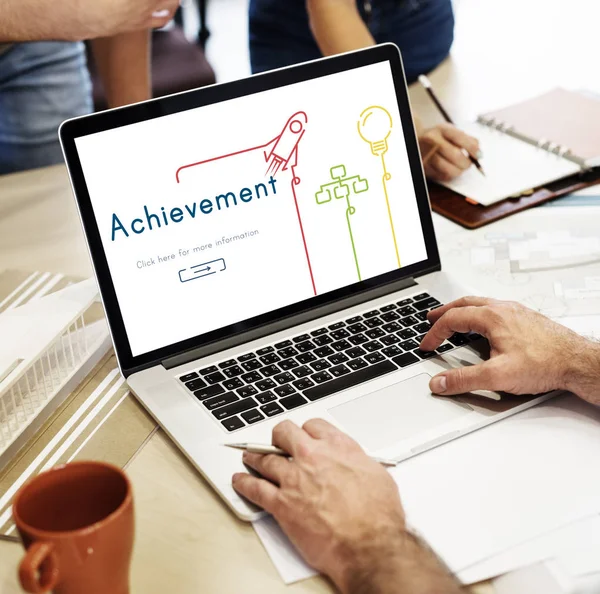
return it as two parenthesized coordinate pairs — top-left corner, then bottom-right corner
(249, 0), (455, 82)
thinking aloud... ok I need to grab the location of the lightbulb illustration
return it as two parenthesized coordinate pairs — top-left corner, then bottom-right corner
(357, 105), (401, 268)
(357, 106), (393, 156)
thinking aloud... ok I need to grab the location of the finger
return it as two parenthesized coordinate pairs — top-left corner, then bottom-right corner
(428, 155), (463, 181)
(232, 473), (279, 513)
(150, 5), (178, 28)
(436, 138), (472, 170)
(420, 307), (490, 351)
(272, 420), (312, 457)
(242, 452), (292, 484)
(439, 123), (480, 157)
(429, 360), (501, 396)
(427, 296), (498, 323)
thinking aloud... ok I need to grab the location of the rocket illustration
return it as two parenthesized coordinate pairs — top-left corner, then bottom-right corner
(264, 111), (308, 176)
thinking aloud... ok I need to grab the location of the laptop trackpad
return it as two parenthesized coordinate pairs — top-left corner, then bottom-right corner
(329, 373), (473, 452)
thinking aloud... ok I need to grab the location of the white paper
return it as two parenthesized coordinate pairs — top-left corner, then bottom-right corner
(557, 544), (600, 578)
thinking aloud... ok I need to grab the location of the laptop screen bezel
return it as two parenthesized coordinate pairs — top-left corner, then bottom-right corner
(60, 44), (441, 375)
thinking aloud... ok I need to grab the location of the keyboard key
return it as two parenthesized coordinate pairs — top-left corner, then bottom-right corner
(329, 353), (349, 365)
(204, 392), (239, 411)
(241, 371), (262, 383)
(293, 378), (315, 390)
(274, 385), (296, 398)
(363, 340), (383, 353)
(328, 322), (345, 330)
(280, 358), (300, 370)
(257, 346), (274, 356)
(365, 352), (385, 364)
(310, 328), (328, 337)
(315, 345), (334, 358)
(241, 359), (262, 371)
(380, 304), (397, 312)
(330, 364), (351, 377)
(365, 328), (385, 339)
(199, 365), (218, 376)
(347, 346), (366, 358)
(348, 334), (368, 345)
(279, 347), (298, 358)
(297, 352), (317, 364)
(413, 293), (430, 301)
(311, 371), (333, 384)
(399, 316), (418, 328)
(399, 339), (419, 351)
(331, 329), (350, 340)
(261, 402), (284, 417)
(261, 364), (281, 377)
(414, 310), (430, 322)
(223, 378), (244, 391)
(223, 365), (244, 378)
(292, 365), (312, 378)
(205, 371), (226, 385)
(345, 315), (363, 324)
(332, 339), (352, 352)
(416, 334), (427, 343)
(381, 334), (400, 346)
(260, 353), (281, 365)
(416, 349), (436, 359)
(274, 372), (295, 385)
(414, 297), (441, 311)
(256, 391), (277, 404)
(293, 334), (311, 343)
(313, 335), (334, 346)
(219, 359), (237, 369)
(310, 359), (331, 371)
(382, 322), (401, 333)
(381, 311), (400, 322)
(275, 340), (292, 349)
(437, 343), (454, 353)
(280, 394), (308, 410)
(179, 372), (199, 383)
(364, 318), (384, 328)
(398, 306), (416, 317)
(398, 328), (417, 340)
(392, 352), (420, 367)
(449, 333), (470, 346)
(213, 397), (258, 420)
(396, 298), (414, 306)
(296, 341), (316, 353)
(347, 357), (368, 371)
(193, 385), (225, 400)
(222, 416), (245, 432)
(382, 345), (402, 357)
(304, 360), (396, 401)
(256, 378), (276, 391)
(184, 378), (207, 392)
(363, 310), (379, 318)
(414, 322), (432, 334)
(237, 385), (258, 398)
(238, 353), (256, 362)
(469, 333), (484, 341)
(241, 409), (264, 424)
(348, 322), (368, 334)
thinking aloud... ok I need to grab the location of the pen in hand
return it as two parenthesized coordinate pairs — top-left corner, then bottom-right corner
(418, 74), (486, 177)
(225, 443), (398, 467)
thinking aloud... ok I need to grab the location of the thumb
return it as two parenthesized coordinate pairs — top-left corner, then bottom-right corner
(430, 362), (497, 396)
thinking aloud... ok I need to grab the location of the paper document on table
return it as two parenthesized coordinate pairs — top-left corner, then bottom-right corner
(438, 122), (580, 206)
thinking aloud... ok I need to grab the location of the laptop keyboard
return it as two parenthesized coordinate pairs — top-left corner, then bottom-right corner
(177, 292), (480, 432)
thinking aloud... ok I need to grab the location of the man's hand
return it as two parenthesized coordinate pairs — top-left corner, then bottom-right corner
(1, 0), (179, 42)
(421, 297), (600, 405)
(418, 123), (480, 181)
(232, 419), (461, 594)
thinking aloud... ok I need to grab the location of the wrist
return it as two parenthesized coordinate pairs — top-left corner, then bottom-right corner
(562, 338), (600, 404)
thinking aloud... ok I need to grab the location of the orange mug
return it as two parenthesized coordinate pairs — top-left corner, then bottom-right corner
(12, 461), (134, 594)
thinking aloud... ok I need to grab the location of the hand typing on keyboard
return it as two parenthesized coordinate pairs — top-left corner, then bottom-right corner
(232, 419), (462, 594)
(421, 296), (600, 406)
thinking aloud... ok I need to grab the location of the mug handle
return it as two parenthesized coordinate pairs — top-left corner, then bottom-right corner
(18, 541), (59, 593)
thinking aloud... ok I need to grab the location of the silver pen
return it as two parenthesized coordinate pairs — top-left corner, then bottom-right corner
(226, 443), (398, 467)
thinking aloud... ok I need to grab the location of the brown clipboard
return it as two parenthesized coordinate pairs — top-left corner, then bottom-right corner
(428, 168), (600, 230)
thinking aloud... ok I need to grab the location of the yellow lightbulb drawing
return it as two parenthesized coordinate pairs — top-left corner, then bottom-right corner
(357, 105), (401, 268)
(357, 106), (393, 156)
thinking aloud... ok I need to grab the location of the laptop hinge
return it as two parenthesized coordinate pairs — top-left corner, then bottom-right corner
(161, 276), (418, 371)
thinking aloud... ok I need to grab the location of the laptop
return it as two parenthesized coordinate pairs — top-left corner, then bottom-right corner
(60, 45), (554, 521)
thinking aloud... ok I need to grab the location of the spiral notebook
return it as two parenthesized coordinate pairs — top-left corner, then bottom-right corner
(437, 88), (600, 207)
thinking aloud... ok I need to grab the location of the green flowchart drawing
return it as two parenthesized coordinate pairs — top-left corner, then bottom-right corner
(315, 165), (369, 281)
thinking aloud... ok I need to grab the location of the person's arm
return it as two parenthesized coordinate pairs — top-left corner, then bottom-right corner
(421, 296), (600, 406)
(0, 0), (178, 42)
(91, 31), (152, 108)
(232, 419), (462, 594)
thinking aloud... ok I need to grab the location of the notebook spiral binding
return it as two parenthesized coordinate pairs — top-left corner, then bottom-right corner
(476, 115), (584, 167)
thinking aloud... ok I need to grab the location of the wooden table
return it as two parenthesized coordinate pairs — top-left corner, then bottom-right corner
(0, 0), (596, 591)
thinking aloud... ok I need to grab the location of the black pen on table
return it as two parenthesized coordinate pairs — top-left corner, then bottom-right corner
(418, 74), (486, 177)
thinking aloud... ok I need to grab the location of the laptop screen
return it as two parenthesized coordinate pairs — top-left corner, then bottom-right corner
(74, 60), (429, 358)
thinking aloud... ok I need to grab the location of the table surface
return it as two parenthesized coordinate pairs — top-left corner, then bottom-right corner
(0, 0), (597, 591)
